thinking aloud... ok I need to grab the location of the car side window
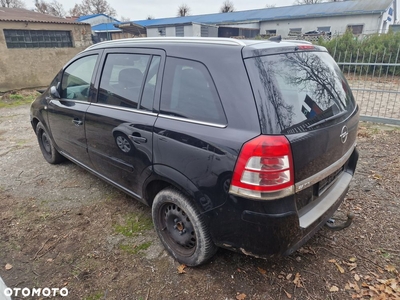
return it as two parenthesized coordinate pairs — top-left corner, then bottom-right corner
(98, 53), (150, 109)
(140, 56), (161, 111)
(60, 55), (98, 101)
(160, 57), (227, 124)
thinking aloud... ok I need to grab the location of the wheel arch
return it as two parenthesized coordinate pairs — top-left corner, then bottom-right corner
(143, 164), (205, 212)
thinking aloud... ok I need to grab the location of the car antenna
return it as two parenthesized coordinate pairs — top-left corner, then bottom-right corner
(269, 35), (282, 42)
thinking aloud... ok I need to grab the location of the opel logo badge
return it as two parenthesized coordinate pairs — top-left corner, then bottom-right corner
(340, 125), (348, 144)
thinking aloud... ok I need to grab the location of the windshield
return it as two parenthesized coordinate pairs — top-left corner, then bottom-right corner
(245, 51), (356, 134)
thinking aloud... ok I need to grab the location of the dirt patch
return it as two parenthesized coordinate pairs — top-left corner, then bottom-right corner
(1, 104), (399, 300)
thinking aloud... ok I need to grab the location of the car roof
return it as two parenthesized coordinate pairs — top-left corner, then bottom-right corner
(84, 37), (327, 58)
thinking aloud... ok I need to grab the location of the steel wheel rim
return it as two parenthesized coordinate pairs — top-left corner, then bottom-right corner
(116, 135), (131, 152)
(41, 131), (51, 154)
(159, 203), (196, 256)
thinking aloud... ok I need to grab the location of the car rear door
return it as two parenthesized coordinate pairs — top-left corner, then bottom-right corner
(84, 48), (164, 200)
(46, 51), (102, 166)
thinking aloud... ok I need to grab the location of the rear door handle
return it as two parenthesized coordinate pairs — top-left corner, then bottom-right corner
(72, 118), (83, 126)
(129, 135), (147, 144)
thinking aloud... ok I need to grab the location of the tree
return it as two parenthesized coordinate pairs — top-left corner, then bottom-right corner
(265, 4), (276, 8)
(294, 0), (322, 4)
(177, 4), (190, 17)
(34, 0), (65, 17)
(0, 0), (25, 8)
(120, 16), (130, 22)
(68, 0), (116, 17)
(220, 0), (235, 13)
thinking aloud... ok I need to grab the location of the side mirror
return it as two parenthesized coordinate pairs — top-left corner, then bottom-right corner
(50, 85), (60, 99)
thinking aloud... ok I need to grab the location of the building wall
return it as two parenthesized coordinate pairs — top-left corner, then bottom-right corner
(0, 21), (92, 92)
(260, 14), (386, 37)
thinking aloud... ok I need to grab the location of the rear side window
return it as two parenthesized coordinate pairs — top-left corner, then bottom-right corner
(98, 53), (150, 109)
(160, 57), (226, 125)
(245, 51), (356, 134)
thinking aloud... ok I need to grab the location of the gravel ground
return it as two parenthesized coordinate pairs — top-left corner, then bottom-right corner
(0, 103), (399, 300)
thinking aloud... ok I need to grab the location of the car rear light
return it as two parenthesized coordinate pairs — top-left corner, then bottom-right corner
(295, 45), (315, 51)
(229, 135), (294, 200)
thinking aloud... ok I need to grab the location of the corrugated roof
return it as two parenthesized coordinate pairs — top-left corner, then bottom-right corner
(132, 0), (393, 27)
(0, 7), (86, 25)
(76, 14), (119, 23)
(92, 22), (121, 32)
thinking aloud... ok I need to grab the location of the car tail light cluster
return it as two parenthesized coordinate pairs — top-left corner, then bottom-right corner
(229, 135), (294, 200)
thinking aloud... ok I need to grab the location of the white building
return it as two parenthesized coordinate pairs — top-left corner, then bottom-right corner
(121, 0), (397, 38)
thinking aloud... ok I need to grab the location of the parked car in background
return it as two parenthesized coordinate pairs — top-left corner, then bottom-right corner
(30, 37), (359, 266)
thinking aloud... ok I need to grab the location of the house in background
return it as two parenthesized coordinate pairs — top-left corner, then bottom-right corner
(118, 0), (396, 39)
(0, 7), (92, 92)
(75, 14), (131, 42)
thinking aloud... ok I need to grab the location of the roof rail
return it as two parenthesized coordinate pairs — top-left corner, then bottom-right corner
(86, 37), (247, 50)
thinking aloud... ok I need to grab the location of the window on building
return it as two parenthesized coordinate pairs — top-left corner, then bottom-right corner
(3, 29), (73, 48)
(175, 26), (184, 37)
(265, 29), (277, 37)
(201, 25), (209, 37)
(347, 25), (364, 35)
(158, 27), (166, 36)
(317, 26), (331, 33)
(288, 28), (302, 36)
(160, 57), (227, 124)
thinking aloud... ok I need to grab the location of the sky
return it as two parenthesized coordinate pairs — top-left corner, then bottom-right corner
(29, 0), (297, 21)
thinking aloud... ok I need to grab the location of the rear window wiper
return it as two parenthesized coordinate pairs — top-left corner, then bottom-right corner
(306, 110), (348, 129)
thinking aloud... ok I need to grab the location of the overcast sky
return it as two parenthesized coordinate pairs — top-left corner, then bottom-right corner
(31, 0), (297, 21)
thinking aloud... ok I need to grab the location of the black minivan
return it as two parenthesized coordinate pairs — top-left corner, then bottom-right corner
(30, 37), (359, 266)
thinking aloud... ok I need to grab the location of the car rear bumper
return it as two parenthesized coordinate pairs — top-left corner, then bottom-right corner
(210, 148), (358, 257)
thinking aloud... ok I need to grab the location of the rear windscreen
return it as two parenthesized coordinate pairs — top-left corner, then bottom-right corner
(245, 51), (356, 134)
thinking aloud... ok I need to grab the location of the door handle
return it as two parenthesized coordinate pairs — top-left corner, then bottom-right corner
(129, 135), (147, 144)
(72, 118), (83, 126)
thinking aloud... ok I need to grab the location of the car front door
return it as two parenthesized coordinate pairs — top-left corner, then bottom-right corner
(85, 49), (164, 200)
(47, 51), (101, 167)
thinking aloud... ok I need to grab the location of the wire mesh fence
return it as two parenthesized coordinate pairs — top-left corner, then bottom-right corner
(333, 47), (400, 125)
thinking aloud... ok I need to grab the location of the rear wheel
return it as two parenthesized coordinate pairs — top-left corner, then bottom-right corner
(36, 122), (65, 164)
(152, 188), (217, 266)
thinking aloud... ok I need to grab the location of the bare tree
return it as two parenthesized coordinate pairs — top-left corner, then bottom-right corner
(220, 0), (235, 13)
(0, 0), (25, 8)
(265, 4), (276, 8)
(294, 0), (322, 4)
(120, 16), (130, 22)
(34, 0), (65, 17)
(68, 0), (116, 17)
(177, 4), (190, 17)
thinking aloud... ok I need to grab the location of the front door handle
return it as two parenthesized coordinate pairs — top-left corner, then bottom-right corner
(129, 135), (147, 144)
(72, 118), (83, 126)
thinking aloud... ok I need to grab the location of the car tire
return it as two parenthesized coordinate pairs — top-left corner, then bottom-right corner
(36, 122), (65, 164)
(152, 187), (217, 266)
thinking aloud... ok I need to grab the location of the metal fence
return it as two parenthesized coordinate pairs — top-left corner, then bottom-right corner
(333, 48), (400, 125)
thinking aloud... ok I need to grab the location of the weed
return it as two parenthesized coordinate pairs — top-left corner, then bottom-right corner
(83, 292), (103, 300)
(0, 91), (39, 108)
(119, 242), (152, 254)
(114, 213), (153, 237)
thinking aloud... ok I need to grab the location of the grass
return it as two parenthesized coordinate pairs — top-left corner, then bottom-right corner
(83, 292), (104, 300)
(0, 90), (39, 108)
(119, 241), (152, 254)
(114, 213), (153, 237)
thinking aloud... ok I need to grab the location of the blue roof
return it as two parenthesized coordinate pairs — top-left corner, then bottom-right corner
(76, 13), (119, 23)
(92, 22), (121, 32)
(132, 0), (393, 27)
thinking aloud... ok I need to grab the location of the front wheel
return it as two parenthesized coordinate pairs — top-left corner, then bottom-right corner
(36, 122), (65, 164)
(152, 188), (217, 266)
